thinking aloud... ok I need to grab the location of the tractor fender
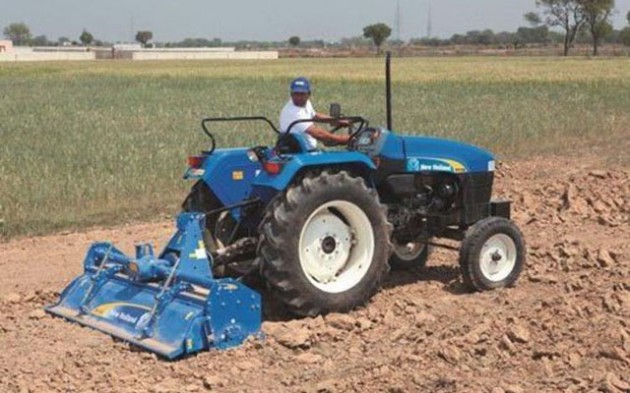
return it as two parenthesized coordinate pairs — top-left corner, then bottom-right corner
(252, 151), (376, 191)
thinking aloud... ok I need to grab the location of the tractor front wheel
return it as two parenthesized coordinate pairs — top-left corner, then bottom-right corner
(259, 170), (392, 316)
(459, 217), (525, 291)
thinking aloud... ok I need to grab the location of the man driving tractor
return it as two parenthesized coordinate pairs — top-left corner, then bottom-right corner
(279, 77), (351, 150)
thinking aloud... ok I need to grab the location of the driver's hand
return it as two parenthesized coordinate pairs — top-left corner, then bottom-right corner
(338, 134), (351, 144)
(337, 119), (351, 127)
(323, 134), (350, 147)
(332, 119), (351, 128)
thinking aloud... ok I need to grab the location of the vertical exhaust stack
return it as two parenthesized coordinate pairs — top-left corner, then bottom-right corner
(385, 51), (393, 131)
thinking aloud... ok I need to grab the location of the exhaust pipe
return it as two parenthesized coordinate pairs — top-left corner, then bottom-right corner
(385, 51), (393, 131)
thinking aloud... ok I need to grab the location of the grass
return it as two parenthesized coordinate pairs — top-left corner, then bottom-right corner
(1, 57), (629, 239)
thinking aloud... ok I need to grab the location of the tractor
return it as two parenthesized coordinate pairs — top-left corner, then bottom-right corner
(47, 53), (525, 359)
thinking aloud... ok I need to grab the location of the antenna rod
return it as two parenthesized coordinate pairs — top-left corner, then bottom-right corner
(386, 51), (393, 131)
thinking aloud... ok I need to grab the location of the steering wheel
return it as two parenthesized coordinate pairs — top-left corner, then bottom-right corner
(323, 120), (350, 147)
(347, 127), (381, 151)
(329, 120), (347, 134)
(324, 121), (359, 147)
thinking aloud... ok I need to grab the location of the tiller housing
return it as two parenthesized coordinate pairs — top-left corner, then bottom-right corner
(46, 213), (262, 359)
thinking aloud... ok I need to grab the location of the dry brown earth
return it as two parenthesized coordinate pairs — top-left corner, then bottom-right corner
(0, 154), (628, 393)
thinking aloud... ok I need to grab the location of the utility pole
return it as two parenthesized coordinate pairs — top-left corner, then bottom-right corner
(427, 1), (432, 38)
(395, 0), (401, 42)
(130, 15), (134, 43)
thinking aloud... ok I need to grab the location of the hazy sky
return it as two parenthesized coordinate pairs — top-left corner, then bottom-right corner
(2, 0), (630, 43)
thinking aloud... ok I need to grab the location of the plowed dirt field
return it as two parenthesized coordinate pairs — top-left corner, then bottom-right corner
(1, 154), (628, 393)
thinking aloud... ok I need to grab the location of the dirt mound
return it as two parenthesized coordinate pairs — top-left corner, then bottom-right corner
(1, 155), (628, 393)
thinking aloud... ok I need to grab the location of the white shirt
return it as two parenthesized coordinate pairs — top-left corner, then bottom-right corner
(279, 99), (317, 150)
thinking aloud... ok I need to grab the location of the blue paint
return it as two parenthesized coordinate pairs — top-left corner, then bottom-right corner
(185, 148), (263, 219)
(401, 136), (494, 173)
(252, 151), (376, 191)
(46, 213), (262, 360)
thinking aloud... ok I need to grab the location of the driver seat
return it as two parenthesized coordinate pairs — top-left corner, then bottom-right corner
(276, 133), (313, 154)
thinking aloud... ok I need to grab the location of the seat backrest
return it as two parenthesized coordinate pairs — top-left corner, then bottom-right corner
(276, 133), (310, 154)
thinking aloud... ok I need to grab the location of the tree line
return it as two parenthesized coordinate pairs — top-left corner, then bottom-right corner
(415, 1), (629, 56)
(4, 1), (630, 56)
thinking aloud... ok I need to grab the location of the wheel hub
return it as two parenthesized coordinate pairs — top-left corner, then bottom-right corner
(301, 212), (352, 284)
(479, 234), (516, 282)
(298, 201), (375, 293)
(321, 236), (337, 254)
(393, 241), (426, 261)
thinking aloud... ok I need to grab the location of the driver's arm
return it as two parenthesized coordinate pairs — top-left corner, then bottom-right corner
(314, 113), (351, 127)
(313, 113), (334, 123)
(305, 125), (350, 145)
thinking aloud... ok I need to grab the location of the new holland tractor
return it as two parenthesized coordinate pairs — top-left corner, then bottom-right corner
(47, 53), (525, 359)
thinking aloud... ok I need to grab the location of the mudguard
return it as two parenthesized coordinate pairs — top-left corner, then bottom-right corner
(185, 148), (263, 210)
(252, 151), (377, 191)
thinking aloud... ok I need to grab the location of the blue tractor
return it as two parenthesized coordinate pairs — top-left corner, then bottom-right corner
(47, 54), (525, 359)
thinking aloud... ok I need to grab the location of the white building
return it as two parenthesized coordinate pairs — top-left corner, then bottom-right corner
(0, 40), (13, 52)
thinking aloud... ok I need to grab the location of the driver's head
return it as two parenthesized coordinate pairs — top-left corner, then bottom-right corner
(289, 77), (311, 107)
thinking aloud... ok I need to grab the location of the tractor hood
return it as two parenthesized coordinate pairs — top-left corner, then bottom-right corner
(401, 135), (495, 174)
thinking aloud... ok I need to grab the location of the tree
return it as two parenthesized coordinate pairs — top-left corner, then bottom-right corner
(79, 29), (93, 46)
(579, 0), (615, 55)
(524, 12), (544, 26)
(31, 35), (49, 46)
(619, 11), (630, 46)
(363, 23), (392, 54)
(288, 36), (301, 47)
(450, 34), (466, 45)
(535, 0), (587, 56)
(135, 31), (153, 47)
(3, 22), (32, 45)
(58, 36), (71, 46)
(340, 35), (371, 47)
(176, 37), (221, 48)
(516, 26), (551, 44)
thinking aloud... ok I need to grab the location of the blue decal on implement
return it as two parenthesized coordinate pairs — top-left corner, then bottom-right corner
(91, 302), (150, 328)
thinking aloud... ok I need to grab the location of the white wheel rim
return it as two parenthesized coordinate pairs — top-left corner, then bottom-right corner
(479, 234), (517, 282)
(393, 242), (426, 261)
(299, 200), (375, 294)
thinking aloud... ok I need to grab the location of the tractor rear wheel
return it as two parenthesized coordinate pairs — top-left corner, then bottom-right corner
(259, 170), (392, 316)
(459, 217), (525, 291)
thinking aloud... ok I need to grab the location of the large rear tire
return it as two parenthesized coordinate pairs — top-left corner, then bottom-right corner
(259, 170), (393, 316)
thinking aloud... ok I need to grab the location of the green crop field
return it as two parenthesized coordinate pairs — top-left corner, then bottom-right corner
(1, 57), (629, 239)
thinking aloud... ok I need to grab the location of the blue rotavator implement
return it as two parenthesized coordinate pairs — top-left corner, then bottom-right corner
(46, 213), (261, 359)
(48, 53), (525, 359)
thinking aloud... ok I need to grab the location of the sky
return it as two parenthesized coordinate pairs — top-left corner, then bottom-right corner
(2, 0), (630, 43)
